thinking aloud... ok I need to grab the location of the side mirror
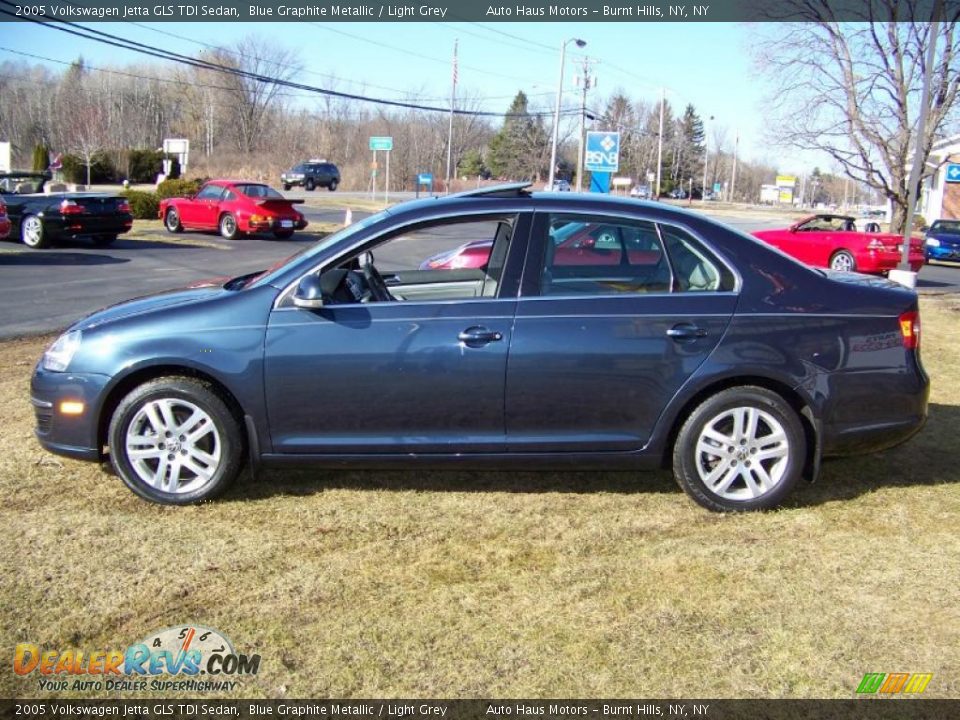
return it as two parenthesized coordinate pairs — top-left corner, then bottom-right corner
(293, 275), (325, 309)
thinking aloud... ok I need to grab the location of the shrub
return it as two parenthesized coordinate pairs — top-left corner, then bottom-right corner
(127, 149), (181, 183)
(59, 152), (116, 185)
(121, 190), (160, 220)
(32, 144), (50, 173)
(156, 178), (201, 199)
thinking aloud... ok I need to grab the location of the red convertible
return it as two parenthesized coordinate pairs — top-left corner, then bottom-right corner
(752, 214), (923, 274)
(159, 179), (308, 240)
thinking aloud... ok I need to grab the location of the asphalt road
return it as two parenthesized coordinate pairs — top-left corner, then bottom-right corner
(1, 208), (958, 339)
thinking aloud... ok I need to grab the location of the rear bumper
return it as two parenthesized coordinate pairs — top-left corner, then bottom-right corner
(820, 356), (930, 457)
(46, 214), (133, 239)
(243, 217), (309, 233)
(0, 217), (10, 239)
(857, 248), (924, 273)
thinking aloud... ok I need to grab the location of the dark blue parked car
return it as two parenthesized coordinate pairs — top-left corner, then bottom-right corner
(31, 184), (929, 511)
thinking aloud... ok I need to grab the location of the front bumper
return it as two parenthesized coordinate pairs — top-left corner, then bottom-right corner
(31, 364), (111, 461)
(926, 245), (960, 262)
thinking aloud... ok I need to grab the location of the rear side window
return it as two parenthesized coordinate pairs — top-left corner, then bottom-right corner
(540, 214), (671, 296)
(658, 224), (736, 292)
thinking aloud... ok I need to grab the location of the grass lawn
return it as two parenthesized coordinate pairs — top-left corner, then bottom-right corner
(2, 297), (958, 699)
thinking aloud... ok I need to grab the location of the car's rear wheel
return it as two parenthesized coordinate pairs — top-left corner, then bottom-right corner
(273, 229), (294, 239)
(328, 179), (338, 191)
(108, 377), (244, 505)
(219, 213), (239, 240)
(164, 208), (183, 233)
(672, 386), (806, 512)
(829, 250), (856, 272)
(21, 215), (48, 249)
(305, 178), (316, 191)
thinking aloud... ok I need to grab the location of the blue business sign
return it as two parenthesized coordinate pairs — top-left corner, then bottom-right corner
(946, 163), (960, 183)
(417, 173), (433, 184)
(585, 131), (620, 173)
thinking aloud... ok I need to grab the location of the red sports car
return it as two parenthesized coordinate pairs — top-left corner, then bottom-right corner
(159, 180), (308, 240)
(752, 214), (924, 274)
(421, 220), (662, 270)
(0, 198), (10, 240)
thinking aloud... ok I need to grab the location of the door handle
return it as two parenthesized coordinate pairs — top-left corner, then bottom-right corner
(458, 326), (503, 347)
(667, 323), (708, 341)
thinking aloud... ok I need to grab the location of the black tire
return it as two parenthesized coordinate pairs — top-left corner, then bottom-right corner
(164, 208), (183, 233)
(672, 386), (806, 512)
(219, 213), (239, 240)
(829, 250), (856, 273)
(305, 178), (316, 191)
(273, 229), (294, 239)
(20, 215), (48, 249)
(92, 234), (117, 247)
(108, 376), (245, 505)
(282, 184), (292, 192)
(328, 179), (338, 192)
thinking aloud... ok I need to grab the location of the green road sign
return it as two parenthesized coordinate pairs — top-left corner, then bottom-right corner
(369, 136), (393, 151)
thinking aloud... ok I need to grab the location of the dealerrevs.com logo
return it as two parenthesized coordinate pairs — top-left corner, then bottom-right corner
(14, 626), (260, 692)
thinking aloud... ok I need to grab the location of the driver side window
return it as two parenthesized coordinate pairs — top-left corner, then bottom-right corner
(321, 216), (517, 305)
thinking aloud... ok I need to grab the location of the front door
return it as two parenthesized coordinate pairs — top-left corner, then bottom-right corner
(263, 213), (528, 454)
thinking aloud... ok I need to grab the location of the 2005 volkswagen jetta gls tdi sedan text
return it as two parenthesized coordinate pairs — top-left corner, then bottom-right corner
(31, 184), (929, 511)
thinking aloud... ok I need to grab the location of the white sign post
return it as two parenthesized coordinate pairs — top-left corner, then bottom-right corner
(162, 138), (190, 176)
(369, 137), (393, 204)
(0, 142), (10, 173)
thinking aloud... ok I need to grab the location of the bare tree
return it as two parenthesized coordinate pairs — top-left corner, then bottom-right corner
(755, 3), (960, 232)
(57, 60), (111, 187)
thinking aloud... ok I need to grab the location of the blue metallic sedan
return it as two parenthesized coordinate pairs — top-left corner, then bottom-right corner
(31, 184), (929, 511)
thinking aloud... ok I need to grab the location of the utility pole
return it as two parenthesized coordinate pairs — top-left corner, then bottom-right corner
(702, 114), (714, 202)
(729, 127), (739, 202)
(655, 88), (664, 198)
(575, 57), (597, 192)
(445, 38), (458, 194)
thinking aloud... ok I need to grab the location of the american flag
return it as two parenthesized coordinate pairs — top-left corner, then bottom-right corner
(452, 39), (458, 86)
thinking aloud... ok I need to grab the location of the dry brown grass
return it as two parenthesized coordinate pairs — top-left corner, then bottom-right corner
(2, 298), (959, 699)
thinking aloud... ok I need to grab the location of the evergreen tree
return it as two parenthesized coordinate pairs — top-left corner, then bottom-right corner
(31, 143), (50, 173)
(487, 92), (549, 181)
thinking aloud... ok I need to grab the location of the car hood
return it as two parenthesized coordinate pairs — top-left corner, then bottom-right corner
(928, 230), (960, 243)
(75, 280), (229, 331)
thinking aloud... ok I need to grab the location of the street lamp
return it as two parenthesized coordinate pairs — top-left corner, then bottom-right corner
(548, 37), (586, 190)
(702, 114), (714, 202)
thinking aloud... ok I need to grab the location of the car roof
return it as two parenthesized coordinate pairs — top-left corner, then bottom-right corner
(207, 179), (270, 186)
(385, 183), (715, 226)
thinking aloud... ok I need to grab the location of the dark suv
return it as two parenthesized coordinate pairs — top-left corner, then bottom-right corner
(281, 161), (340, 192)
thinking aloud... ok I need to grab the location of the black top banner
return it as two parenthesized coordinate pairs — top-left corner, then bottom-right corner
(0, 0), (947, 22)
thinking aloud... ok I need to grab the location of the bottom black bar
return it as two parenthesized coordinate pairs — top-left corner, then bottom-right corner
(2, 699), (959, 720)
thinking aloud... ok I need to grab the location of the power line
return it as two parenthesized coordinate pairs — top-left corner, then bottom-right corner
(0, 7), (574, 119)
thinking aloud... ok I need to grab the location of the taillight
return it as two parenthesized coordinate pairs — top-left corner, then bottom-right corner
(899, 310), (920, 350)
(60, 199), (84, 215)
(117, 201), (131, 213)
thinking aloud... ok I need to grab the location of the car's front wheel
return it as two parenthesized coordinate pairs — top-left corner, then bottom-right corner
(672, 386), (806, 512)
(108, 377), (245, 505)
(219, 213), (239, 240)
(164, 208), (183, 233)
(282, 184), (292, 191)
(21, 215), (48, 249)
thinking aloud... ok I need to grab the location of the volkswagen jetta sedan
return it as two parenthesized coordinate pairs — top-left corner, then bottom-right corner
(31, 184), (929, 511)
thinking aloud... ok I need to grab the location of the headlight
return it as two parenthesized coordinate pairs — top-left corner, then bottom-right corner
(42, 329), (82, 372)
(926, 237), (940, 247)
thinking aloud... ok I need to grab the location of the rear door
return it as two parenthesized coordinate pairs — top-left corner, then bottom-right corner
(505, 212), (738, 452)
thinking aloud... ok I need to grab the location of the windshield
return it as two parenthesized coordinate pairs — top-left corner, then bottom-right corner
(246, 212), (385, 289)
(931, 220), (960, 234)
